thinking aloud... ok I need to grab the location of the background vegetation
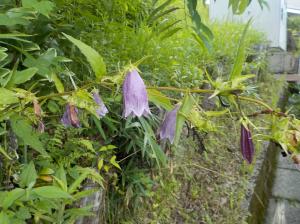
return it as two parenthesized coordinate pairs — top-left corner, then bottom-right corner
(0, 0), (287, 224)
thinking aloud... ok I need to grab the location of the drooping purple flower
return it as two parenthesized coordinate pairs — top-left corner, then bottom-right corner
(122, 69), (150, 118)
(92, 91), (108, 118)
(61, 104), (80, 128)
(241, 124), (255, 164)
(159, 105), (180, 144)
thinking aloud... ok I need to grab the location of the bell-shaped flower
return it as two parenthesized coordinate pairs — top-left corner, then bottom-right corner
(240, 124), (255, 164)
(92, 91), (108, 118)
(122, 69), (150, 118)
(61, 104), (80, 128)
(159, 105), (180, 144)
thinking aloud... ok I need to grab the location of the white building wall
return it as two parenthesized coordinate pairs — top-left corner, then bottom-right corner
(209, 0), (287, 50)
(280, 0), (287, 50)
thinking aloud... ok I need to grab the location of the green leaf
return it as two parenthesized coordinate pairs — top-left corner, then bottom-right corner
(63, 33), (106, 80)
(19, 161), (37, 188)
(174, 94), (194, 145)
(10, 115), (48, 157)
(99, 145), (117, 152)
(110, 156), (121, 170)
(187, 0), (213, 49)
(68, 167), (103, 194)
(2, 188), (25, 210)
(147, 89), (173, 110)
(32, 186), (72, 199)
(47, 100), (60, 113)
(0, 88), (19, 105)
(148, 0), (173, 22)
(15, 207), (31, 220)
(22, 0), (55, 17)
(64, 207), (95, 221)
(0, 50), (7, 62)
(0, 146), (12, 160)
(8, 68), (38, 86)
(229, 19), (252, 80)
(0, 33), (32, 39)
(55, 165), (67, 188)
(23, 48), (58, 78)
(79, 139), (95, 153)
(0, 8), (35, 26)
(231, 74), (255, 88)
(98, 158), (104, 170)
(51, 73), (64, 93)
(92, 116), (107, 141)
(0, 212), (10, 224)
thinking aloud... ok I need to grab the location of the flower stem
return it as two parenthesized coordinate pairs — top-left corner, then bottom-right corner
(147, 86), (214, 93)
(236, 96), (273, 111)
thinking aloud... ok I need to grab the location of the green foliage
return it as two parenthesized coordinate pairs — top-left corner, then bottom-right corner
(63, 33), (107, 80)
(175, 94), (195, 145)
(229, 0), (268, 14)
(0, 0), (294, 224)
(11, 115), (48, 156)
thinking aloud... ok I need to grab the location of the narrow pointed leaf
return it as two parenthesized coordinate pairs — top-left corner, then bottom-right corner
(63, 33), (106, 80)
(229, 19), (252, 80)
(174, 94), (194, 145)
(147, 89), (173, 110)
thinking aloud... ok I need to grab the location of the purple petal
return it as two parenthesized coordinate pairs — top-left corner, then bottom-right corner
(240, 124), (255, 164)
(159, 105), (180, 144)
(60, 104), (80, 128)
(92, 91), (108, 118)
(123, 69), (150, 118)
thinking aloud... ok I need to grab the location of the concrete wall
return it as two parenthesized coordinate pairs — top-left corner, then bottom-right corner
(267, 51), (299, 74)
(209, 0), (287, 50)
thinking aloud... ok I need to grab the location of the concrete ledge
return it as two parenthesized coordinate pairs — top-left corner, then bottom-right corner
(247, 142), (279, 224)
(272, 168), (300, 201)
(265, 198), (300, 224)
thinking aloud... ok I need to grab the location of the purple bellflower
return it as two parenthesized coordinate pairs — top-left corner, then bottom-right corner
(159, 105), (180, 144)
(61, 104), (80, 128)
(240, 124), (255, 164)
(122, 69), (150, 118)
(92, 91), (108, 118)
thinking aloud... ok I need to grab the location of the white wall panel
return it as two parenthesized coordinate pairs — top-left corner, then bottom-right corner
(209, 0), (287, 50)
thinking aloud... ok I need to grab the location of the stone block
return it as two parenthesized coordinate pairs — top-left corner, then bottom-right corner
(267, 52), (299, 74)
(265, 198), (300, 224)
(277, 155), (299, 171)
(272, 168), (300, 200)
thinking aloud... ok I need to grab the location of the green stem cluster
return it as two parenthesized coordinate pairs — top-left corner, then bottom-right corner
(36, 82), (274, 113)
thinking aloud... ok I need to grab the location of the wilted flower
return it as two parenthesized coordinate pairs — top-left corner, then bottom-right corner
(38, 121), (45, 133)
(159, 105), (180, 144)
(291, 154), (300, 170)
(123, 69), (150, 118)
(33, 100), (45, 133)
(240, 124), (255, 164)
(33, 100), (42, 117)
(92, 91), (108, 118)
(61, 104), (80, 128)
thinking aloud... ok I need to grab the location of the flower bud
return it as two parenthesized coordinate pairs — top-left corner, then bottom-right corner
(240, 124), (255, 164)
